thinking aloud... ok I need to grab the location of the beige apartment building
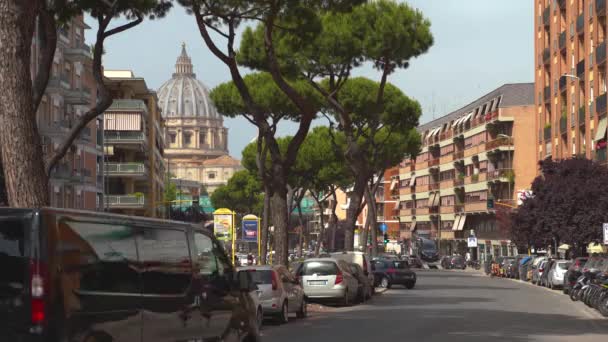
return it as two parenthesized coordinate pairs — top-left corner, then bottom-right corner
(102, 70), (166, 218)
(534, 0), (608, 162)
(34, 16), (103, 210)
(398, 84), (536, 259)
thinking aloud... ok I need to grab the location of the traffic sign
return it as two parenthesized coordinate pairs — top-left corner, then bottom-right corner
(380, 223), (387, 233)
(467, 236), (478, 248)
(603, 223), (608, 245)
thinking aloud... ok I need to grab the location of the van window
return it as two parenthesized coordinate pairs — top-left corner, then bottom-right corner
(60, 221), (139, 293)
(194, 232), (218, 276)
(137, 228), (192, 295)
(301, 261), (338, 276)
(0, 218), (28, 291)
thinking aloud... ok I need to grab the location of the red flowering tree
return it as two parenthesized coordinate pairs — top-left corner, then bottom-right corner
(511, 158), (608, 255)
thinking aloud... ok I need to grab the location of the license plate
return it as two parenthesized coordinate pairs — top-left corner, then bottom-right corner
(308, 280), (327, 286)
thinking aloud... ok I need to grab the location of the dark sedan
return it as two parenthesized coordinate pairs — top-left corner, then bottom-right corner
(372, 259), (417, 289)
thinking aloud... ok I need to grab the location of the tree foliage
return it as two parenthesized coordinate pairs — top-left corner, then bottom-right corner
(210, 170), (264, 216)
(511, 158), (608, 252)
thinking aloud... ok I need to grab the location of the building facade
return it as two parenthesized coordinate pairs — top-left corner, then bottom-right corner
(103, 70), (166, 218)
(534, 0), (608, 163)
(34, 16), (104, 210)
(158, 44), (242, 193)
(398, 84), (536, 260)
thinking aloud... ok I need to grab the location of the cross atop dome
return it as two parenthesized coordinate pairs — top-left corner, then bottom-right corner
(174, 43), (195, 77)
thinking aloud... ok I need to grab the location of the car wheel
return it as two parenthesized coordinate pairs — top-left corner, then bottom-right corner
(256, 307), (263, 330)
(278, 301), (288, 324)
(405, 282), (415, 289)
(296, 298), (307, 319)
(380, 276), (391, 289)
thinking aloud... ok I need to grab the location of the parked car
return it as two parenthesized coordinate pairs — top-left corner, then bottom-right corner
(499, 257), (514, 277)
(295, 258), (359, 305)
(348, 263), (373, 302)
(504, 258), (518, 278)
(545, 260), (571, 289)
(330, 251), (375, 293)
(518, 256), (534, 281)
(532, 260), (549, 284)
(510, 254), (530, 279)
(372, 259), (417, 289)
(405, 255), (424, 268)
(539, 259), (556, 287)
(440, 255), (451, 269)
(0, 208), (261, 342)
(239, 265), (307, 324)
(563, 257), (589, 294)
(450, 255), (467, 270)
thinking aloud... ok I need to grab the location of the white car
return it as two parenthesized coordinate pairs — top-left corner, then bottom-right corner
(296, 258), (359, 305)
(330, 251), (375, 294)
(547, 260), (572, 289)
(238, 265), (307, 324)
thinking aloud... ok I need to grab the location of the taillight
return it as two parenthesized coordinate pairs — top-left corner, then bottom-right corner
(335, 271), (343, 285)
(271, 271), (278, 290)
(539, 268), (544, 272)
(30, 261), (47, 325)
(386, 268), (397, 274)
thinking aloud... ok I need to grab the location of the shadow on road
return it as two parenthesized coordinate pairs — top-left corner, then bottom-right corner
(415, 284), (518, 291)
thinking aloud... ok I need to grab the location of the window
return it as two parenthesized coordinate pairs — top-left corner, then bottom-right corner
(194, 232), (218, 276)
(137, 228), (192, 295)
(183, 132), (192, 146)
(440, 144), (454, 156)
(440, 195), (455, 206)
(465, 190), (488, 203)
(0, 218), (27, 287)
(479, 161), (488, 173)
(440, 170), (455, 181)
(199, 131), (206, 146)
(415, 199), (427, 208)
(208, 172), (216, 179)
(417, 175), (429, 185)
(169, 132), (176, 144)
(60, 221), (139, 293)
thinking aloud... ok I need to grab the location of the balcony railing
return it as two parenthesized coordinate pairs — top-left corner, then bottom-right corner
(104, 162), (146, 175)
(106, 195), (145, 208)
(542, 7), (550, 26)
(485, 137), (512, 150)
(64, 87), (92, 105)
(579, 106), (586, 125)
(428, 158), (439, 167)
(559, 75), (568, 92)
(559, 31), (567, 51)
(558, 0), (566, 9)
(597, 93), (607, 116)
(597, 0), (606, 16)
(104, 131), (146, 143)
(560, 116), (567, 133)
(544, 126), (552, 140)
(543, 86), (551, 102)
(452, 150), (464, 160)
(576, 13), (585, 33)
(80, 126), (92, 141)
(429, 183), (439, 191)
(488, 168), (514, 182)
(108, 99), (148, 113)
(465, 201), (488, 213)
(64, 43), (92, 61)
(596, 41), (607, 65)
(454, 204), (464, 213)
(453, 178), (464, 187)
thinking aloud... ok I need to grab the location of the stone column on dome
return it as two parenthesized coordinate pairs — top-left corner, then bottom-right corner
(209, 128), (215, 149)
(177, 129), (182, 148)
(195, 129), (199, 148)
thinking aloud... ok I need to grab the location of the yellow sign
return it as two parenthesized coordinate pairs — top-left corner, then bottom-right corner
(213, 208), (234, 241)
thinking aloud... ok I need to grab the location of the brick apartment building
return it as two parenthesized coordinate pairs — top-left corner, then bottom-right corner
(535, 0), (608, 162)
(398, 83), (537, 260)
(34, 16), (104, 210)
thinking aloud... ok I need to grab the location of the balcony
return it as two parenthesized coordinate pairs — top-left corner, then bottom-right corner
(399, 187), (412, 196)
(465, 201), (488, 213)
(104, 131), (146, 145)
(559, 75), (568, 92)
(428, 158), (439, 167)
(64, 43), (92, 62)
(429, 182), (439, 191)
(597, 0), (606, 16)
(542, 7), (550, 26)
(485, 136), (512, 150)
(64, 87), (92, 105)
(106, 195), (145, 209)
(108, 99), (148, 113)
(558, 0), (566, 8)
(40, 119), (71, 136)
(439, 206), (454, 214)
(453, 178), (464, 187)
(80, 126), (92, 142)
(454, 204), (464, 213)
(415, 207), (429, 215)
(416, 184), (430, 192)
(452, 150), (464, 161)
(560, 116), (567, 133)
(576, 13), (585, 34)
(579, 106), (586, 125)
(577, 60), (585, 79)
(596, 41), (606, 65)
(544, 126), (552, 140)
(104, 162), (147, 177)
(488, 168), (514, 182)
(439, 180), (453, 189)
(558, 31), (567, 51)
(543, 86), (551, 103)
(542, 47), (550, 64)
(597, 93), (608, 116)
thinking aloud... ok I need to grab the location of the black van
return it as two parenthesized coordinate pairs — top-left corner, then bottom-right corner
(0, 208), (260, 342)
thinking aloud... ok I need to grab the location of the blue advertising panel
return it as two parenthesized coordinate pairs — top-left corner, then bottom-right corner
(242, 219), (258, 242)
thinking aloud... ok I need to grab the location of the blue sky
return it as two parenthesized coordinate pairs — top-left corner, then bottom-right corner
(87, 0), (534, 159)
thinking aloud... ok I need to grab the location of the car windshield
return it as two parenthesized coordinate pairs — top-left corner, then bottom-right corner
(392, 261), (409, 269)
(245, 270), (273, 285)
(302, 261), (338, 276)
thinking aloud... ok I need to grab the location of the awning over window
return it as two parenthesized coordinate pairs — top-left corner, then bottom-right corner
(104, 112), (142, 131)
(452, 116), (464, 128)
(452, 215), (461, 231)
(427, 193), (436, 207)
(389, 179), (397, 191)
(595, 117), (608, 141)
(431, 192), (440, 207)
(456, 215), (467, 231)
(462, 112), (473, 124)
(410, 221), (417, 232)
(410, 174), (417, 186)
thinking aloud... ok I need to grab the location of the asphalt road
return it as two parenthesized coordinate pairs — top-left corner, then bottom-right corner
(261, 269), (608, 342)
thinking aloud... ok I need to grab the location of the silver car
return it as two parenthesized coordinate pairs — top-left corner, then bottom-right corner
(547, 260), (571, 289)
(296, 258), (359, 305)
(239, 265), (307, 324)
(330, 251), (375, 293)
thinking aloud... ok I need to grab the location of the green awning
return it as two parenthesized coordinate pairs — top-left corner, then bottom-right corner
(594, 117), (607, 141)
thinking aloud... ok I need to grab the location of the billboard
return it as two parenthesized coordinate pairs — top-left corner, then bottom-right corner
(242, 218), (258, 242)
(213, 210), (233, 241)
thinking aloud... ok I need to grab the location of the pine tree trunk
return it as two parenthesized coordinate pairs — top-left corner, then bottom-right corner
(365, 185), (379, 256)
(343, 178), (366, 251)
(0, 0), (49, 208)
(361, 205), (371, 253)
(269, 162), (289, 266)
(260, 186), (271, 264)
